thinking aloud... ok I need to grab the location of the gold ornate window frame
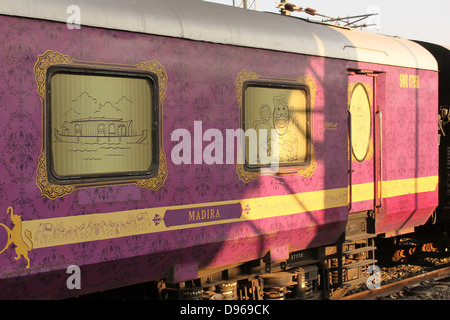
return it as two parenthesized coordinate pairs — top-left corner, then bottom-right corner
(235, 70), (317, 183)
(34, 50), (168, 199)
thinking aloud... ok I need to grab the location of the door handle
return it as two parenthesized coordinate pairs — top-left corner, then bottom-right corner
(348, 110), (352, 212)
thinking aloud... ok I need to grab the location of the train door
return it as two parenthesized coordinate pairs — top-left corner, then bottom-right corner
(347, 71), (381, 214)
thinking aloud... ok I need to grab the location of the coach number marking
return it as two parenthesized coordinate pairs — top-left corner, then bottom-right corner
(400, 74), (419, 89)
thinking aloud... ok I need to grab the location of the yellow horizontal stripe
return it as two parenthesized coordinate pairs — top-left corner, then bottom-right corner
(22, 176), (438, 249)
(383, 176), (438, 197)
(352, 176), (438, 203)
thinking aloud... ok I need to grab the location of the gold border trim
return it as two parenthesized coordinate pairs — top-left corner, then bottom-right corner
(36, 150), (76, 199)
(34, 50), (168, 199)
(235, 70), (317, 183)
(23, 176), (439, 250)
(136, 150), (168, 191)
(35, 51), (74, 101)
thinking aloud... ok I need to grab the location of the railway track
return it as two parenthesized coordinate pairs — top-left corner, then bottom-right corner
(341, 265), (450, 300)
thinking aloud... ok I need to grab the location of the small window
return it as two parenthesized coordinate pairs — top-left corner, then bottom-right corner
(349, 82), (372, 162)
(47, 67), (158, 184)
(243, 83), (311, 170)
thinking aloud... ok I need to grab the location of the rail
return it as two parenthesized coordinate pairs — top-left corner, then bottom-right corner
(341, 266), (450, 300)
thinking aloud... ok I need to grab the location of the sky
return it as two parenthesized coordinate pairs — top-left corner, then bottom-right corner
(204, 0), (450, 47)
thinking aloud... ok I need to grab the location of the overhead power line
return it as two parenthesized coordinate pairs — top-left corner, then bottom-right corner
(276, 1), (379, 29)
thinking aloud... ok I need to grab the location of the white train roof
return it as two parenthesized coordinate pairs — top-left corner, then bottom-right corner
(0, 0), (438, 71)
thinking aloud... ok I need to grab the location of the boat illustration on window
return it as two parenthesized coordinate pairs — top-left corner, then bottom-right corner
(54, 117), (147, 144)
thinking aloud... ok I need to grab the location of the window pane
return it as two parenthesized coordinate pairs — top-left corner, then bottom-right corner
(50, 73), (152, 178)
(244, 86), (308, 166)
(349, 83), (371, 162)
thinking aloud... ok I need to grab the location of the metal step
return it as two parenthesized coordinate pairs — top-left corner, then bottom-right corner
(344, 246), (377, 256)
(342, 259), (377, 269)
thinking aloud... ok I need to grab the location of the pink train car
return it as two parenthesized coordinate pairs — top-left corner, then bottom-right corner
(0, 0), (441, 299)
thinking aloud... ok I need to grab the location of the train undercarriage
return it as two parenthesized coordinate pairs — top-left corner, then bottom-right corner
(158, 211), (378, 300)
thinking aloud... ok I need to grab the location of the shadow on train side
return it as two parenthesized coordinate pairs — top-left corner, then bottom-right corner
(77, 20), (354, 300)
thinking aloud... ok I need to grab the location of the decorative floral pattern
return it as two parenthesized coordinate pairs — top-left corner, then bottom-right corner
(2, 22), (37, 99)
(2, 110), (38, 186)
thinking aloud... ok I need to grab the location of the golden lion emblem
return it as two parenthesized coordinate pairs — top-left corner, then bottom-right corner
(0, 207), (33, 268)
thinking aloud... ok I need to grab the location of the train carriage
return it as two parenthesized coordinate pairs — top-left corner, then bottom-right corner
(0, 0), (439, 299)
(414, 41), (450, 245)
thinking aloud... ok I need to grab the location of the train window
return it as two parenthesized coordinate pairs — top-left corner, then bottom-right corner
(243, 83), (310, 170)
(46, 67), (158, 184)
(349, 82), (372, 162)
